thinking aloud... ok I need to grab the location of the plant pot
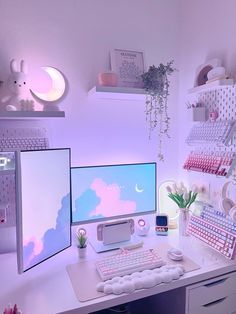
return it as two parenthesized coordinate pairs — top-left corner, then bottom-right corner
(98, 71), (118, 87)
(78, 246), (87, 258)
(179, 208), (190, 236)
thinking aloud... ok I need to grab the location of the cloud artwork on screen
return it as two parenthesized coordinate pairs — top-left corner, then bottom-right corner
(73, 178), (137, 220)
(71, 163), (156, 224)
(74, 188), (101, 221)
(23, 237), (43, 266)
(23, 193), (70, 269)
(90, 178), (136, 217)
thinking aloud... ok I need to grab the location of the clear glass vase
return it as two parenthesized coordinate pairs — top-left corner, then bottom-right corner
(78, 246), (87, 258)
(179, 208), (190, 236)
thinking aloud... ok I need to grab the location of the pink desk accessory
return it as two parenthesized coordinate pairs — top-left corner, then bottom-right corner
(98, 71), (118, 87)
(209, 109), (219, 122)
(3, 304), (22, 314)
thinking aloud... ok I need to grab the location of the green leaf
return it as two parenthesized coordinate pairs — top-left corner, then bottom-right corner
(168, 194), (181, 206)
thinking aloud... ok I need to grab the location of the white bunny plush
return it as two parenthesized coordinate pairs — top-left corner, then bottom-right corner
(1, 59), (33, 111)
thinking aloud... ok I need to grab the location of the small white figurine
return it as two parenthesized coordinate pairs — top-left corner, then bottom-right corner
(1, 59), (34, 111)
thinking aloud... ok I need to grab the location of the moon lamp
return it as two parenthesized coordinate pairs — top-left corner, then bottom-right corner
(30, 66), (66, 102)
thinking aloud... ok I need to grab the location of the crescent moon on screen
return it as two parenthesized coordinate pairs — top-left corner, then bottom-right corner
(30, 67), (66, 102)
(135, 184), (144, 193)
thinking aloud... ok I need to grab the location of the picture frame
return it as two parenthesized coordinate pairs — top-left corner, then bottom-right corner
(110, 48), (145, 88)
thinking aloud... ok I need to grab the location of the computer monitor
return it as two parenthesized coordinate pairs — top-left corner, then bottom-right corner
(16, 148), (71, 273)
(71, 162), (156, 225)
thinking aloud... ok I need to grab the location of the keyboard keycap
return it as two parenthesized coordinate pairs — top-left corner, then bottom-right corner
(95, 248), (165, 281)
(186, 121), (236, 146)
(187, 214), (236, 259)
(0, 127), (49, 151)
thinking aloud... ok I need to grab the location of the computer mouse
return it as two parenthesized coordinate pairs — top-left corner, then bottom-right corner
(167, 248), (184, 261)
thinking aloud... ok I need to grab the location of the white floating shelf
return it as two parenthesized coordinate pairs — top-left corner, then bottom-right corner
(88, 86), (146, 101)
(188, 79), (234, 94)
(0, 111), (65, 119)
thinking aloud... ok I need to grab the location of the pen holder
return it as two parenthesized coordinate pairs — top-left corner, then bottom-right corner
(192, 107), (207, 122)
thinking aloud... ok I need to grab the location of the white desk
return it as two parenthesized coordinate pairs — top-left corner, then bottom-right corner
(1, 226), (236, 314)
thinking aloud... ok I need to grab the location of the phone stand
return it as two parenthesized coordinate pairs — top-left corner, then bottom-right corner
(89, 219), (141, 253)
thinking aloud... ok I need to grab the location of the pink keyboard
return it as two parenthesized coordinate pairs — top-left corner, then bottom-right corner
(187, 215), (236, 259)
(200, 205), (236, 236)
(183, 151), (236, 177)
(95, 248), (165, 281)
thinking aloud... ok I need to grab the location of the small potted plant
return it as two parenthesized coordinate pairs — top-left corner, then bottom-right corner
(141, 60), (176, 161)
(76, 228), (87, 258)
(166, 182), (198, 236)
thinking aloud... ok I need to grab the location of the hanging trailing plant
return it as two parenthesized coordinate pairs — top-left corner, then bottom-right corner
(141, 60), (176, 161)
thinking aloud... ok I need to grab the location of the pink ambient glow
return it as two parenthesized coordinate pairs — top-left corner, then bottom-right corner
(23, 237), (43, 265)
(90, 178), (136, 217)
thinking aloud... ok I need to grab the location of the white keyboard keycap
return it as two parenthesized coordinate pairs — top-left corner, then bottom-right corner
(0, 127), (49, 151)
(95, 248), (165, 281)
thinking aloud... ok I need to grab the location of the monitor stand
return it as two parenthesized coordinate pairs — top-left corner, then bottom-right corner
(0, 226), (16, 253)
(89, 235), (143, 253)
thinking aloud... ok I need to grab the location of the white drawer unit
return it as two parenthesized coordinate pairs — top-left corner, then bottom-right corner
(186, 272), (236, 314)
(188, 294), (236, 314)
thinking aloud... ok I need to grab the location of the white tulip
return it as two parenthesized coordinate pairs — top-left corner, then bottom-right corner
(176, 187), (183, 194)
(191, 185), (198, 193)
(172, 183), (178, 193)
(183, 187), (187, 194)
(176, 182), (186, 194)
(184, 192), (189, 201)
(166, 186), (172, 193)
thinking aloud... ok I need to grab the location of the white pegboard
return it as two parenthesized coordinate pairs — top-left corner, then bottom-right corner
(197, 85), (236, 153)
(0, 152), (16, 228)
(0, 171), (16, 227)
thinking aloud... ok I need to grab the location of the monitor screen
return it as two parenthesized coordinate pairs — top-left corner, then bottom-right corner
(16, 148), (71, 273)
(71, 162), (156, 224)
(156, 215), (168, 226)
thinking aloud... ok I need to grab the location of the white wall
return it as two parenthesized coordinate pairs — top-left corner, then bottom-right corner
(0, 0), (180, 185)
(3, 0), (235, 201)
(178, 0), (236, 203)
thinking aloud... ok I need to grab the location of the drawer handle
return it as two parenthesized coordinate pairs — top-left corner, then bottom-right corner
(203, 297), (226, 308)
(204, 278), (227, 287)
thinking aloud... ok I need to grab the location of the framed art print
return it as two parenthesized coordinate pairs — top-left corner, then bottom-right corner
(110, 49), (145, 88)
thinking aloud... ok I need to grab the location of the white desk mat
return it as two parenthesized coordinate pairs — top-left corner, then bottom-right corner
(66, 243), (201, 302)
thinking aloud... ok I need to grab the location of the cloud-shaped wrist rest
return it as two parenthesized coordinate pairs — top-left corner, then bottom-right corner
(96, 264), (185, 295)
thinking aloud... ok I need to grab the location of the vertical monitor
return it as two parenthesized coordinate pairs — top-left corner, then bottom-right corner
(71, 162), (156, 224)
(16, 148), (71, 273)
